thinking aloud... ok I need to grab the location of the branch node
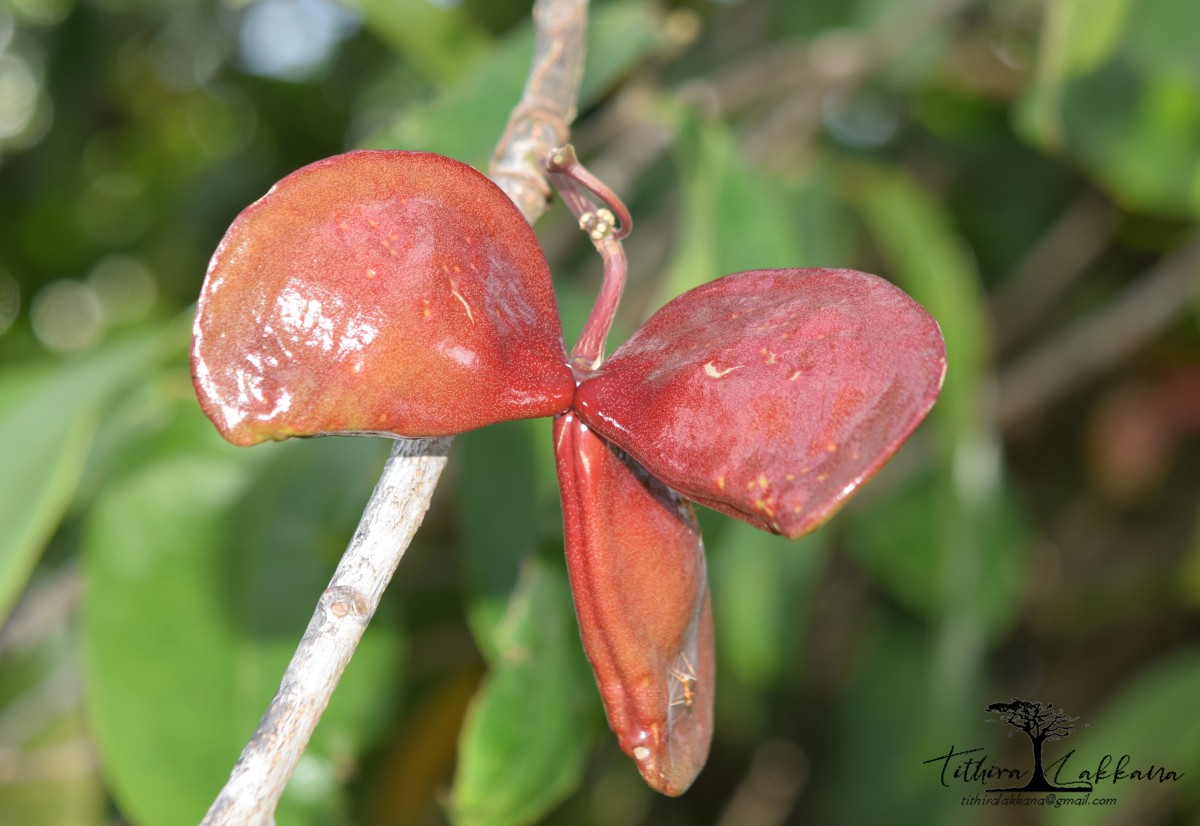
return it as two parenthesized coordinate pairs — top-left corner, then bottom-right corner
(323, 586), (371, 620)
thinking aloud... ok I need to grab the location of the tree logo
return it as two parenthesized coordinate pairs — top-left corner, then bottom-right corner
(985, 698), (1092, 793)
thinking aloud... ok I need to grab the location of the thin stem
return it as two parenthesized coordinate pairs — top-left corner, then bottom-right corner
(547, 144), (632, 241)
(201, 438), (451, 826)
(571, 238), (626, 371)
(200, 3), (591, 823)
(546, 144), (633, 370)
(491, 0), (592, 222)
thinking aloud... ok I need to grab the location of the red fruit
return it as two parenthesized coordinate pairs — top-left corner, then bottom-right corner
(191, 150), (574, 446)
(554, 412), (714, 796)
(574, 268), (946, 538)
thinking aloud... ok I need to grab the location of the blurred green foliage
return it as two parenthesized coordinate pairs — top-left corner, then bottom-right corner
(0, 0), (1198, 824)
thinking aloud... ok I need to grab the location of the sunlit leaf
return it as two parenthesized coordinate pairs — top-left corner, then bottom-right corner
(0, 327), (178, 626)
(1020, 0), (1200, 216)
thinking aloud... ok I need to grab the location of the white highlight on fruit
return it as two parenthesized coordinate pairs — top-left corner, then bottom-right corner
(275, 282), (379, 360)
(703, 361), (741, 379)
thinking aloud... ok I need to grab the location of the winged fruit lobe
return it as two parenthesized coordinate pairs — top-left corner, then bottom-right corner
(554, 413), (714, 797)
(191, 150), (575, 446)
(574, 268), (947, 539)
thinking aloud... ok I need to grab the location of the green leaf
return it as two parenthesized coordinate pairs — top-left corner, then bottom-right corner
(449, 558), (595, 826)
(369, 0), (673, 168)
(709, 522), (824, 690)
(0, 326), (179, 626)
(1046, 650), (1200, 826)
(1019, 0), (1200, 216)
(355, 0), (490, 85)
(852, 165), (1008, 707)
(1022, 0), (1133, 147)
(844, 472), (1025, 636)
(850, 164), (988, 442)
(661, 118), (802, 301)
(82, 403), (401, 826)
(1122, 0), (1200, 80)
(816, 617), (965, 826)
(456, 418), (546, 660)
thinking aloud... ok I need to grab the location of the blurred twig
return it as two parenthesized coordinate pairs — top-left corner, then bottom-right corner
(997, 233), (1200, 427)
(991, 191), (1116, 353)
(200, 2), (590, 823)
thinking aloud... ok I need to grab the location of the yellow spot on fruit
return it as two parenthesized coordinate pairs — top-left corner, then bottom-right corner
(789, 370), (803, 381)
(716, 475), (726, 491)
(755, 499), (776, 519)
(816, 472), (828, 482)
(785, 474), (795, 481)
(825, 443), (837, 453)
(365, 268), (377, 279)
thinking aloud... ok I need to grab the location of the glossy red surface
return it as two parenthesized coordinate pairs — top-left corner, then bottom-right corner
(191, 150), (574, 446)
(574, 268), (947, 538)
(193, 150), (949, 798)
(554, 413), (714, 796)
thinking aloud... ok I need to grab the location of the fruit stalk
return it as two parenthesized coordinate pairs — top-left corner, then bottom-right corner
(546, 143), (634, 370)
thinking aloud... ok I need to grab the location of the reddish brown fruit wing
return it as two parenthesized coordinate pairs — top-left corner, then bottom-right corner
(574, 268), (946, 538)
(192, 150), (574, 446)
(554, 413), (714, 796)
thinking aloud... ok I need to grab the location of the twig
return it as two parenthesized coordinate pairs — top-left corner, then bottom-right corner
(991, 191), (1115, 353)
(996, 233), (1200, 427)
(491, 0), (589, 219)
(200, 2), (590, 823)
